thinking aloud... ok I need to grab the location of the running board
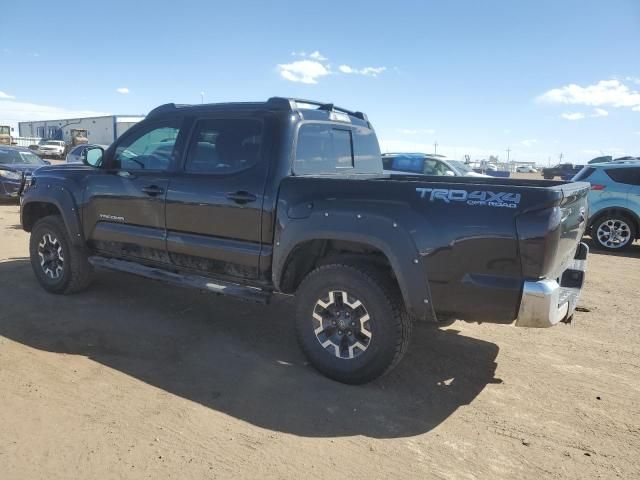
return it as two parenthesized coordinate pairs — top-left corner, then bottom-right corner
(88, 256), (271, 304)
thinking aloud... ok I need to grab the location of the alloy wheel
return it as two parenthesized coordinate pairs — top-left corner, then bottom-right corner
(312, 290), (372, 359)
(596, 219), (631, 249)
(37, 233), (65, 279)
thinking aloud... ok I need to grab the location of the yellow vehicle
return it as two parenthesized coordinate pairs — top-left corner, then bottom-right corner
(70, 128), (89, 146)
(0, 125), (13, 145)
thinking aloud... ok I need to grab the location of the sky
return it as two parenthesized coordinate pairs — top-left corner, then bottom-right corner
(1, 0), (639, 165)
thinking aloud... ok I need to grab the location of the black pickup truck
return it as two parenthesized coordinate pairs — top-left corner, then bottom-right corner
(541, 163), (584, 180)
(20, 98), (590, 384)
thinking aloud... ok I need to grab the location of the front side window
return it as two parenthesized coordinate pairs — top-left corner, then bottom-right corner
(184, 118), (263, 174)
(113, 121), (181, 170)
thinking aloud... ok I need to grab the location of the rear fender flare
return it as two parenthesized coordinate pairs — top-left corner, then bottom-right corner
(273, 209), (436, 321)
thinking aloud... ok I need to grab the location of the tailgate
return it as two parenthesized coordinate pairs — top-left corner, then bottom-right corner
(516, 181), (590, 280)
(553, 182), (589, 277)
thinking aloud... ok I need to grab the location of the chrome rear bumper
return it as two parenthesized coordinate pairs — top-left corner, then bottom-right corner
(515, 242), (588, 328)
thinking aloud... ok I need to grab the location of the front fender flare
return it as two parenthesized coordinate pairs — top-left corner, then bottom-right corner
(21, 183), (84, 246)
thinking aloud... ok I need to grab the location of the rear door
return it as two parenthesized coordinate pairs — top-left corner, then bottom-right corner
(83, 118), (185, 263)
(611, 167), (640, 216)
(164, 115), (270, 280)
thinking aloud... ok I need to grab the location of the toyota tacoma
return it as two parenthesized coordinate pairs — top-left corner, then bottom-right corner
(20, 97), (590, 384)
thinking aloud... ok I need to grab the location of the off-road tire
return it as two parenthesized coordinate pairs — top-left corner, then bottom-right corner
(29, 215), (93, 294)
(295, 263), (412, 384)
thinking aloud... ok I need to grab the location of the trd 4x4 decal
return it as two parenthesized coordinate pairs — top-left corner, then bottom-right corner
(416, 188), (521, 208)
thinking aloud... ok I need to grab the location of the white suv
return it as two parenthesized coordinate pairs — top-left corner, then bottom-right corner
(37, 140), (66, 158)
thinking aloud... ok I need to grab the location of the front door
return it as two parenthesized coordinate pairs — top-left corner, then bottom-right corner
(83, 119), (185, 264)
(165, 116), (270, 281)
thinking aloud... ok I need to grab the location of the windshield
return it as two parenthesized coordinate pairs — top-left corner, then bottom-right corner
(0, 149), (46, 165)
(448, 160), (473, 174)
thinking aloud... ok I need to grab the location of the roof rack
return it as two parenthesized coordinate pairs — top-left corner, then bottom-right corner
(268, 97), (368, 121)
(146, 98), (368, 121)
(146, 103), (184, 118)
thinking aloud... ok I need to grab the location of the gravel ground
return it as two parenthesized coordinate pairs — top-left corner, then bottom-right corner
(0, 198), (638, 479)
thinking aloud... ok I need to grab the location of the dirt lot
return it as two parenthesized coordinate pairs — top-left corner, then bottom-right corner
(1, 200), (639, 479)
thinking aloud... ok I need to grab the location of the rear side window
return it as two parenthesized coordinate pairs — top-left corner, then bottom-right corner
(294, 123), (381, 175)
(605, 167), (640, 185)
(184, 118), (263, 174)
(573, 167), (595, 181)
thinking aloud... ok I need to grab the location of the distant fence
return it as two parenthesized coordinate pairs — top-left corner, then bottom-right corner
(12, 137), (42, 147)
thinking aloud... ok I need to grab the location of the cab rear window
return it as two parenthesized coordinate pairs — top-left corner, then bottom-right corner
(294, 123), (381, 175)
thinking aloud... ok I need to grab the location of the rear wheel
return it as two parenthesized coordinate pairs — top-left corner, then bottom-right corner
(29, 215), (93, 294)
(295, 264), (412, 384)
(592, 215), (636, 251)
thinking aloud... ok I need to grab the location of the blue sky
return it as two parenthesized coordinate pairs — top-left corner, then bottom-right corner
(1, 0), (639, 164)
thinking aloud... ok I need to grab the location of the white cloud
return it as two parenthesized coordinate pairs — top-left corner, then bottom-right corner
(591, 108), (608, 117)
(308, 51), (327, 61)
(561, 112), (586, 120)
(520, 139), (538, 147)
(0, 99), (109, 131)
(538, 79), (640, 110)
(0, 90), (15, 99)
(339, 64), (386, 76)
(116, 87), (130, 94)
(397, 128), (436, 135)
(277, 53), (385, 84)
(278, 60), (330, 84)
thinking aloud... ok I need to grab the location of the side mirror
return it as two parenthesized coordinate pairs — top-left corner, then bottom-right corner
(445, 170), (456, 176)
(82, 146), (104, 167)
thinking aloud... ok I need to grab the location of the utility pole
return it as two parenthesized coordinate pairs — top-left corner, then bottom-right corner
(200, 91), (205, 104)
(434, 141), (438, 155)
(506, 147), (511, 164)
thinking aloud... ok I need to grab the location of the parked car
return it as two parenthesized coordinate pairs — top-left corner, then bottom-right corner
(516, 165), (538, 173)
(541, 163), (584, 179)
(37, 140), (66, 159)
(382, 153), (489, 177)
(20, 97), (590, 384)
(65, 144), (110, 163)
(573, 161), (640, 250)
(0, 146), (49, 200)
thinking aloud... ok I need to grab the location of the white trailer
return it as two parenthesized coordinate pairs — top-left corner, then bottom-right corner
(18, 115), (144, 146)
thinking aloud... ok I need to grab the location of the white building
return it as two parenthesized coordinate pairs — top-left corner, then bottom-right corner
(18, 115), (145, 145)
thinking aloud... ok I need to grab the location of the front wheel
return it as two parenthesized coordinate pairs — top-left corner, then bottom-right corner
(29, 215), (93, 294)
(295, 264), (412, 384)
(592, 215), (636, 251)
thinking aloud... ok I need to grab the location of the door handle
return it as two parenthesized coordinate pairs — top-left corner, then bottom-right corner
(226, 191), (257, 204)
(142, 185), (164, 196)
